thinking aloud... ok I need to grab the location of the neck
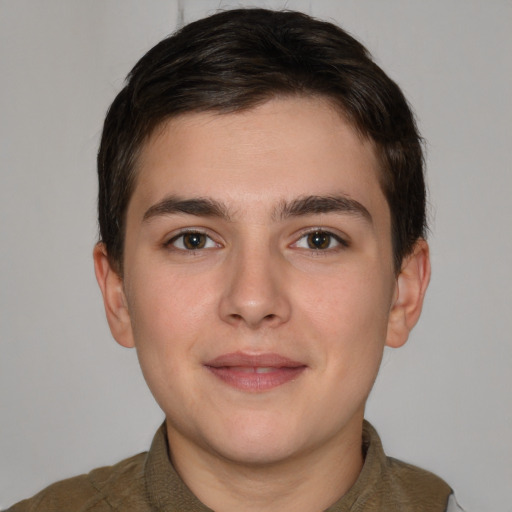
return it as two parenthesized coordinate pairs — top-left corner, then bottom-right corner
(166, 419), (365, 512)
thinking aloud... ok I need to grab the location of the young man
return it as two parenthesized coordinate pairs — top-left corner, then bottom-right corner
(8, 8), (462, 512)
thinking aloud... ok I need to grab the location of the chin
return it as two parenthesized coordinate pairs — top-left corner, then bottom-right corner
(214, 437), (299, 467)
(204, 414), (309, 467)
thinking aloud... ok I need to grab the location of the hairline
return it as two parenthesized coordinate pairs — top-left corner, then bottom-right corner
(111, 92), (399, 276)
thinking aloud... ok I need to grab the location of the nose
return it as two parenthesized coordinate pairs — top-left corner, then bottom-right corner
(218, 244), (291, 329)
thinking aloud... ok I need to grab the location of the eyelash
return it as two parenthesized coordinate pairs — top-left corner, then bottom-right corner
(164, 228), (349, 253)
(293, 229), (349, 252)
(165, 230), (219, 251)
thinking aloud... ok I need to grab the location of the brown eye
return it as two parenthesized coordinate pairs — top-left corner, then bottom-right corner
(307, 231), (332, 249)
(169, 231), (217, 251)
(183, 232), (207, 249)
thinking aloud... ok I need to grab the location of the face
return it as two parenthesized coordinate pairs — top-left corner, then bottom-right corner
(108, 97), (404, 466)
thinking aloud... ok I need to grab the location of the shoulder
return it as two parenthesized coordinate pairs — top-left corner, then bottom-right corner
(352, 422), (454, 511)
(382, 456), (453, 510)
(5, 452), (149, 512)
(385, 455), (452, 491)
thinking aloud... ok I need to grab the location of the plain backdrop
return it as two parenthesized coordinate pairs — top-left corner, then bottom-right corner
(1, 1), (511, 510)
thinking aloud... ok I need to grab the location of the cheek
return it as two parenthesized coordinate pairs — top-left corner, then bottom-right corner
(299, 265), (393, 384)
(124, 269), (215, 382)
(305, 267), (392, 337)
(127, 264), (213, 333)
(124, 271), (212, 414)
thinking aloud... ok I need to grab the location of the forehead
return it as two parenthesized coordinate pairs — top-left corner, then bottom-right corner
(130, 96), (387, 225)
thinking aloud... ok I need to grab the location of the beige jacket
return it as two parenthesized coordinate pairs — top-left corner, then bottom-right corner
(6, 421), (454, 511)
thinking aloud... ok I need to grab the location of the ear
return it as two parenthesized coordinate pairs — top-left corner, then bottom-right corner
(386, 239), (431, 349)
(93, 243), (135, 348)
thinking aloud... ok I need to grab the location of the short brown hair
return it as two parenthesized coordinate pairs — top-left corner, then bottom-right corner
(98, 8), (426, 274)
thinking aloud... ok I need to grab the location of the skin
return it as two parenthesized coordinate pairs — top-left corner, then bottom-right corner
(94, 96), (430, 512)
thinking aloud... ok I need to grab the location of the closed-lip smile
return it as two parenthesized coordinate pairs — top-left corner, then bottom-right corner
(204, 352), (307, 392)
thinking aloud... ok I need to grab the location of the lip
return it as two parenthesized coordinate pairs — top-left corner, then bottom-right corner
(204, 352), (307, 392)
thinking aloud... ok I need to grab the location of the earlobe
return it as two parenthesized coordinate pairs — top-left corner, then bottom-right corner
(386, 239), (431, 349)
(93, 243), (135, 348)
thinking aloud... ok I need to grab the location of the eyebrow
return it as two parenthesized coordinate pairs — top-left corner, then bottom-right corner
(142, 194), (372, 224)
(275, 195), (372, 223)
(143, 196), (232, 222)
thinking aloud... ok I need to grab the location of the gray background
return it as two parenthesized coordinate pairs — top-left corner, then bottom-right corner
(1, 1), (511, 510)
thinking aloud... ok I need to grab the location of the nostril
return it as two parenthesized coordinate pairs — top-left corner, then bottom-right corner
(220, 287), (291, 328)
